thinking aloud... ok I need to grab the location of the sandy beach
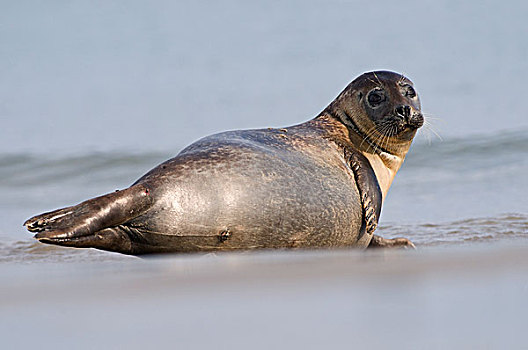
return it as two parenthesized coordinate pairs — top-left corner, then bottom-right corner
(2, 244), (528, 349)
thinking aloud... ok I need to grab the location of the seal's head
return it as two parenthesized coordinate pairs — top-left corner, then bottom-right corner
(328, 70), (423, 155)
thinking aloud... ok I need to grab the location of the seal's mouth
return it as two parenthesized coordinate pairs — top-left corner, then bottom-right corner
(377, 112), (424, 137)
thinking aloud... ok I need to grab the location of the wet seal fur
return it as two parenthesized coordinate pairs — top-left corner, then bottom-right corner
(25, 71), (424, 255)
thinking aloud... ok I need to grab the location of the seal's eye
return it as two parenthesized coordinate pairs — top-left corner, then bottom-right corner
(403, 84), (416, 98)
(366, 89), (386, 108)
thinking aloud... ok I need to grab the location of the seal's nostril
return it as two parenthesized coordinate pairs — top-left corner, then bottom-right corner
(395, 105), (411, 118)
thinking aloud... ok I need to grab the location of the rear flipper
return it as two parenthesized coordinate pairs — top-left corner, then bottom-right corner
(24, 184), (153, 244)
(37, 226), (156, 256)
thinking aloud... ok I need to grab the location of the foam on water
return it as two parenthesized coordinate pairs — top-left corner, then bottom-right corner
(378, 213), (528, 247)
(2, 213), (526, 264)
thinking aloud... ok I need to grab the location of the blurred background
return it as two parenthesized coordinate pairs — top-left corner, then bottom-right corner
(2, 0), (527, 153)
(1, 1), (527, 348)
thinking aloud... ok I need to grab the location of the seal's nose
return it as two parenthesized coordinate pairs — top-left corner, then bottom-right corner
(395, 105), (411, 119)
(396, 105), (423, 129)
(408, 112), (424, 128)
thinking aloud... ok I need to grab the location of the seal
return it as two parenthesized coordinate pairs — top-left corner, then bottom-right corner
(24, 71), (424, 255)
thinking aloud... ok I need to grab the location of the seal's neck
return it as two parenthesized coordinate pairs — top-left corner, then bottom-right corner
(362, 152), (404, 199)
(309, 114), (410, 199)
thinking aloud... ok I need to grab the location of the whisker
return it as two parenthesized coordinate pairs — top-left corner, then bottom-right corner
(383, 125), (393, 150)
(375, 121), (388, 141)
(423, 121), (443, 142)
(359, 124), (381, 152)
(369, 127), (387, 152)
(376, 123), (391, 151)
(372, 72), (383, 86)
(366, 77), (380, 87)
(398, 72), (407, 85)
(420, 123), (433, 145)
(423, 113), (443, 140)
(383, 127), (391, 151)
(422, 113), (444, 122)
(363, 124), (382, 141)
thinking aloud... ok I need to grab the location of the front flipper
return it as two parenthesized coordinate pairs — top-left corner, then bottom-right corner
(368, 234), (416, 249)
(345, 150), (383, 246)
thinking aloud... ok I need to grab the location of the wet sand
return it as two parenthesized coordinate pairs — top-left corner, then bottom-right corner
(2, 244), (527, 349)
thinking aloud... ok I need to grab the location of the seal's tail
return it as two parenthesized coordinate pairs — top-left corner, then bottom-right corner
(24, 184), (153, 244)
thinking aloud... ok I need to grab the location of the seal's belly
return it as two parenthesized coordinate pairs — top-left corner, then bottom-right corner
(129, 143), (363, 251)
